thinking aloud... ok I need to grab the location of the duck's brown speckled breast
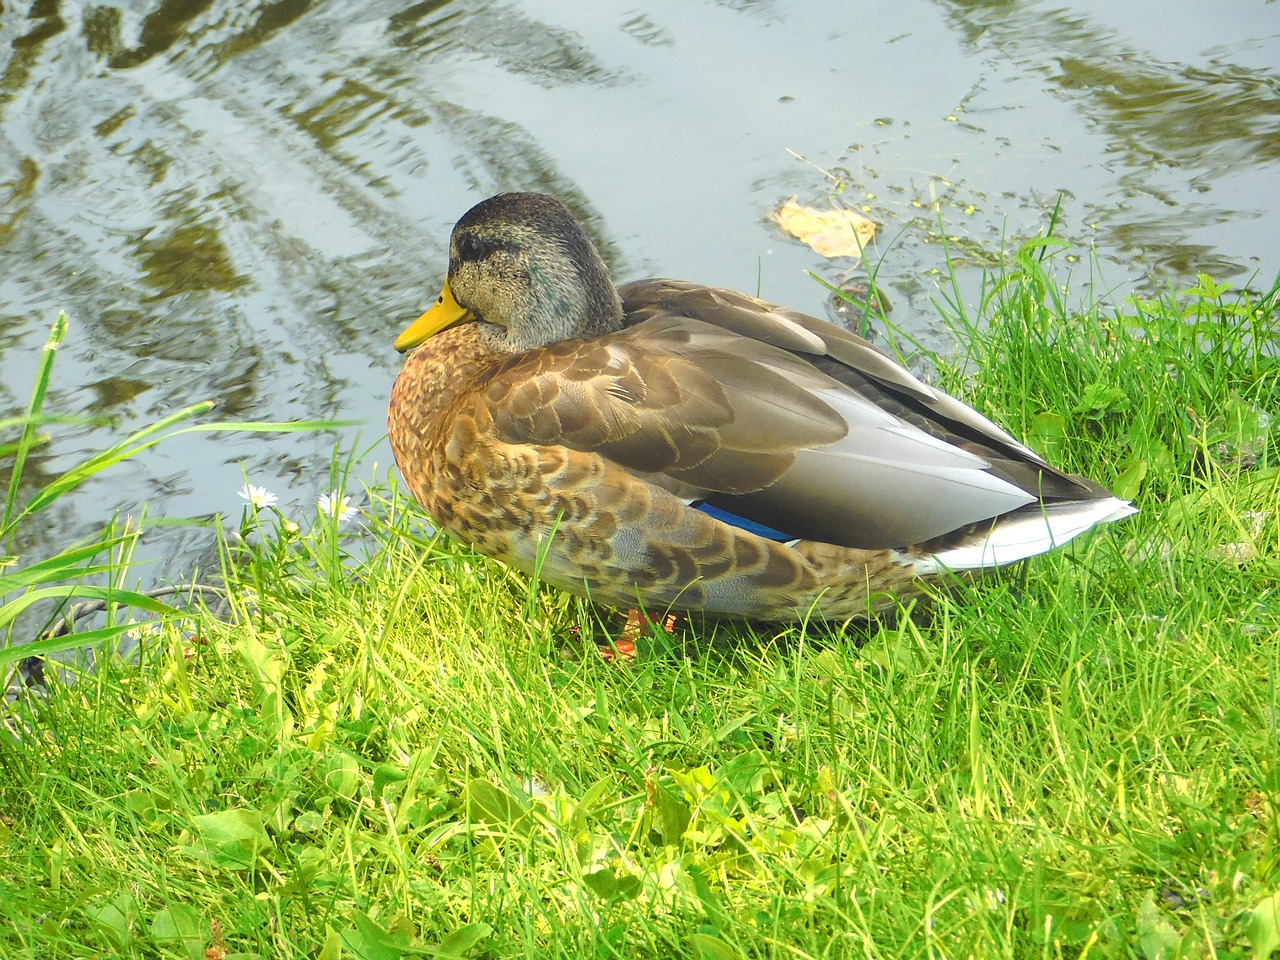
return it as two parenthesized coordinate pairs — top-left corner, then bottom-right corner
(389, 325), (580, 567)
(388, 324), (503, 530)
(390, 323), (637, 575)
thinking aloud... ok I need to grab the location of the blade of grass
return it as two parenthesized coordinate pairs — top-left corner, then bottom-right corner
(0, 585), (178, 633)
(3, 313), (67, 540)
(3, 620), (151, 664)
(0, 535), (139, 593)
(12, 410), (360, 527)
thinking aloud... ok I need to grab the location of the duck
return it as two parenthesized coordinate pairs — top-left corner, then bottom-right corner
(388, 192), (1135, 624)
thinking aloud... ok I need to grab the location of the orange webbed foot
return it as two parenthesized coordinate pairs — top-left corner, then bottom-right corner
(596, 608), (678, 663)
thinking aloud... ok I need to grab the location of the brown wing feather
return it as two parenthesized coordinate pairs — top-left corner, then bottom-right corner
(620, 278), (1104, 502)
(485, 320), (847, 495)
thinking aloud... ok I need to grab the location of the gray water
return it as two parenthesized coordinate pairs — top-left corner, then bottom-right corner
(1, 0), (1278, 586)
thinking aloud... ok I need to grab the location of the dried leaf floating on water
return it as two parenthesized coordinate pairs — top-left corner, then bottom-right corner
(772, 197), (878, 258)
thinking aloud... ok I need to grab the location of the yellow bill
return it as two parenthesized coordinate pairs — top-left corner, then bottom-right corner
(394, 280), (472, 352)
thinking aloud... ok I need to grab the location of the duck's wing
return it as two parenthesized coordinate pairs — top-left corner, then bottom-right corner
(622, 280), (1112, 486)
(481, 280), (1112, 549)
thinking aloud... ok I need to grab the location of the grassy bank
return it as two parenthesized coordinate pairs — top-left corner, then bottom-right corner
(1, 252), (1278, 959)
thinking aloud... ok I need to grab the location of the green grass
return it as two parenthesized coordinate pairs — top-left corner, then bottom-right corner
(1, 251), (1279, 959)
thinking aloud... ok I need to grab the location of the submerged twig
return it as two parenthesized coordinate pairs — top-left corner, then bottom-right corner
(18, 582), (231, 690)
(40, 583), (228, 641)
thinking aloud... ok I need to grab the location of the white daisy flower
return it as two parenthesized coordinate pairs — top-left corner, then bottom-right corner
(237, 483), (278, 510)
(318, 491), (357, 524)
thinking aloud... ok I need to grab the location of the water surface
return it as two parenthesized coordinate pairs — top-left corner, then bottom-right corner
(1, 0), (1277, 585)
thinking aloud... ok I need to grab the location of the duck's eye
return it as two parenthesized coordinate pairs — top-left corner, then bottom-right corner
(456, 235), (490, 262)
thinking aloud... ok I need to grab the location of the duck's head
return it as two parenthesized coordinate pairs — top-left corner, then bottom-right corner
(395, 193), (624, 354)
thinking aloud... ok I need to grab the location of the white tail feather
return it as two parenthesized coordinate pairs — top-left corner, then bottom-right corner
(919, 497), (1137, 573)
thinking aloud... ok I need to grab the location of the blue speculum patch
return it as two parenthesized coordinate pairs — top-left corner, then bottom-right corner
(692, 501), (793, 541)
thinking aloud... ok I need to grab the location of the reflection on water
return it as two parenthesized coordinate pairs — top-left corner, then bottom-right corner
(938, 0), (1280, 275)
(0, 0), (1276, 590)
(137, 223), (249, 299)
